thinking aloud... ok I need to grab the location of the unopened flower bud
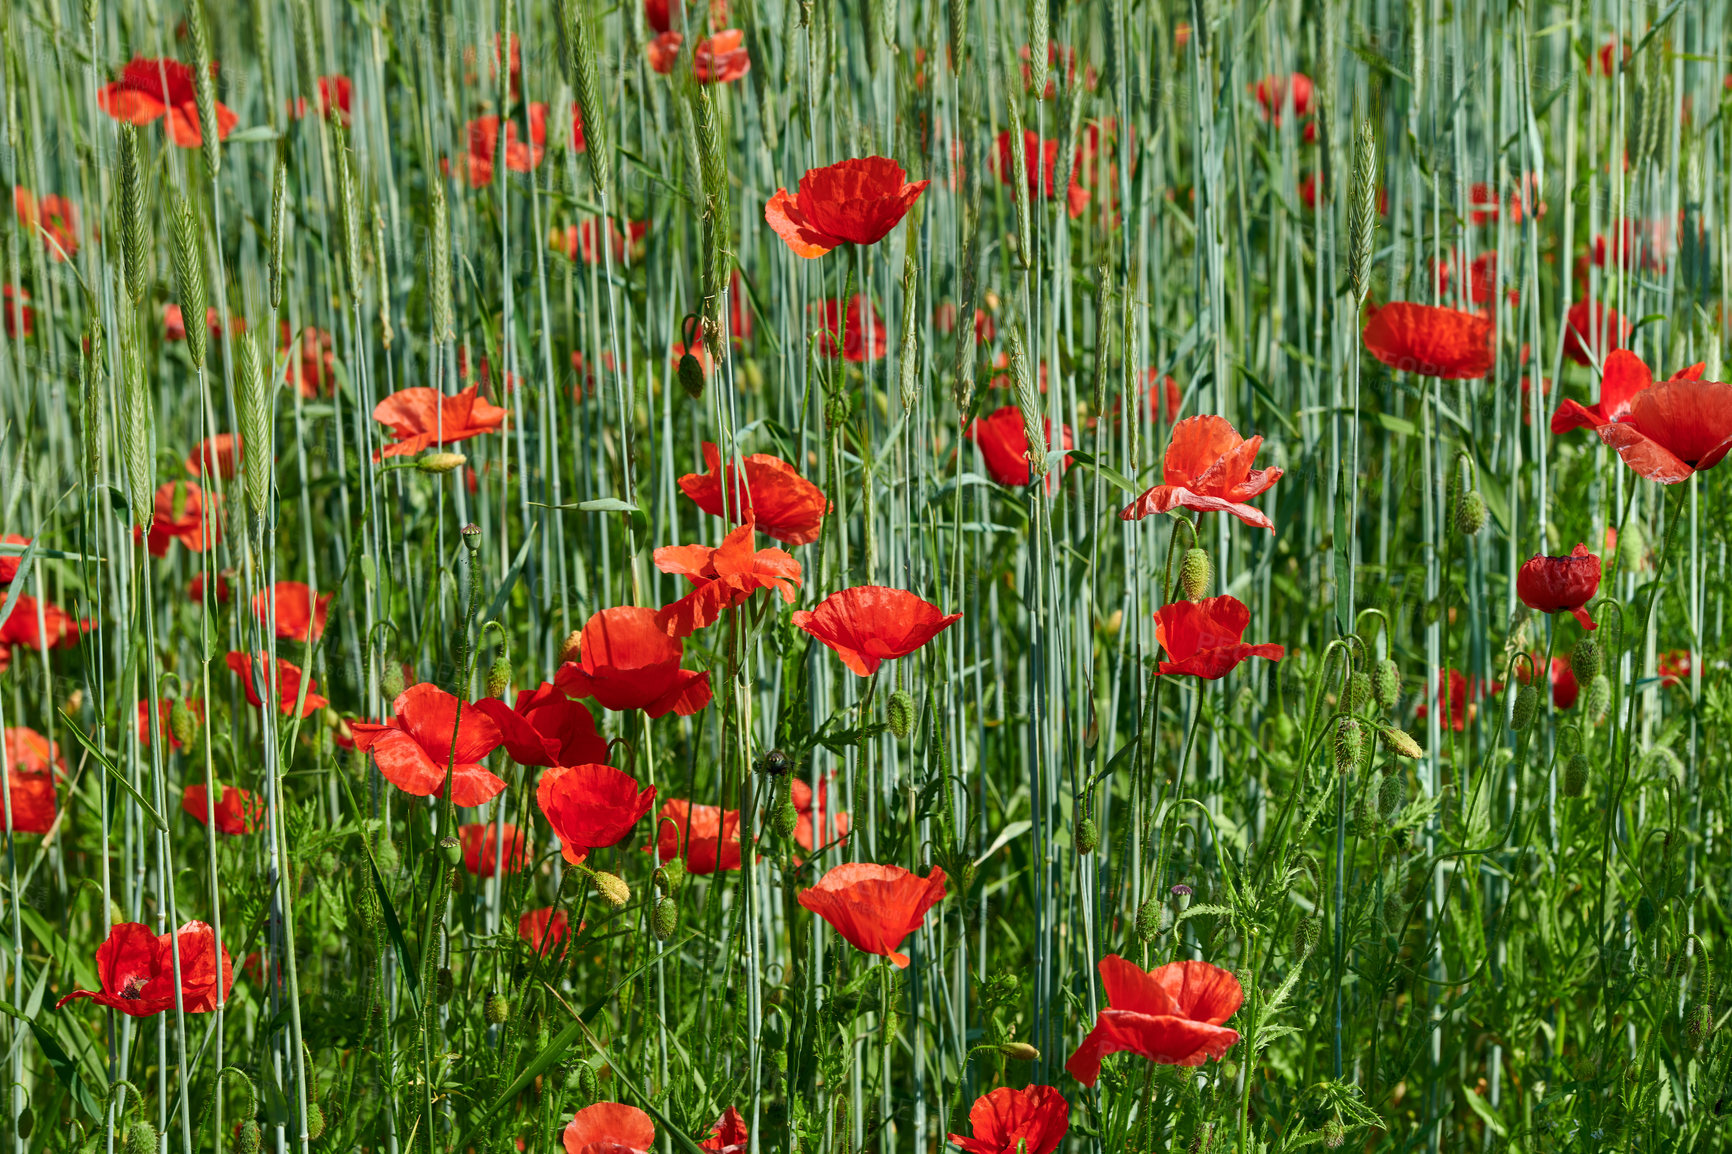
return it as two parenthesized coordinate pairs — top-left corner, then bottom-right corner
(658, 858), (686, 893)
(486, 652), (512, 699)
(678, 351), (705, 400)
(461, 523), (482, 552)
(236, 1120), (262, 1154)
(1689, 1002), (1715, 1053)
(485, 990), (510, 1024)
(1619, 520), (1646, 571)
(1075, 814), (1098, 856)
(1134, 896), (1161, 943)
(651, 896), (678, 941)
(416, 451), (467, 474)
(886, 689), (915, 739)
(999, 1042), (1039, 1061)
(1584, 674), (1611, 723)
(303, 1102), (326, 1141)
(771, 801), (798, 839)
(575, 1061), (599, 1102)
(591, 870), (631, 908)
(1333, 717), (1363, 775)
(1377, 772), (1405, 821)
(1381, 891), (1405, 932)
(1563, 752), (1589, 797)
(1511, 682), (1539, 731)
(169, 699), (199, 746)
(381, 661), (406, 701)
(1635, 894), (1658, 934)
(1293, 914), (1321, 959)
(1374, 659), (1400, 710)
(435, 967), (454, 1003)
(1378, 725), (1422, 759)
(1321, 1118), (1345, 1149)
(1571, 638), (1602, 686)
(123, 1121), (158, 1154)
(1347, 671), (1372, 713)
(1179, 547), (1212, 600)
(1455, 490), (1487, 536)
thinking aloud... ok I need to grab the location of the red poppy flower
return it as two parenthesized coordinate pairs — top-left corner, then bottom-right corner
(280, 324), (335, 398)
(349, 684), (506, 806)
(472, 684), (608, 768)
(136, 481), (218, 557)
(934, 304), (995, 344)
(0, 595), (90, 654)
(2, 728), (59, 835)
(1658, 649), (1693, 688)
(13, 187), (79, 260)
(182, 784), (264, 835)
(798, 862), (946, 968)
(1251, 72), (1313, 123)
(554, 607), (713, 717)
(1018, 41), (1094, 99)
(679, 442), (828, 546)
(557, 217), (652, 264)
(1470, 177), (1544, 225)
(459, 822), (528, 877)
(185, 433), (242, 480)
(138, 698), (203, 749)
(948, 1085), (1070, 1154)
(764, 157), (930, 259)
(99, 58), (238, 148)
(645, 30), (751, 84)
(1516, 655), (1579, 710)
(993, 130), (1089, 219)
(649, 798), (742, 873)
(2, 284), (32, 338)
(1595, 377), (1732, 484)
(0, 534), (27, 584)
(653, 522), (802, 637)
(699, 1108), (749, 1154)
(1563, 301), (1631, 367)
(252, 581), (332, 643)
(1298, 171), (1323, 209)
(1551, 348), (1704, 436)
(1418, 668), (1498, 732)
(463, 104), (548, 187)
(966, 406), (1074, 490)
(372, 386), (508, 458)
(1066, 956), (1243, 1085)
(537, 763), (656, 865)
(1119, 415), (1283, 531)
(164, 304), (229, 343)
(1151, 595), (1284, 679)
(188, 570), (232, 604)
(3, 727), (61, 776)
(518, 906), (572, 955)
(792, 586), (961, 677)
(791, 776), (850, 852)
(813, 295), (888, 363)
(288, 75), (351, 124)
(1592, 219), (1669, 273)
(57, 921), (233, 1016)
(225, 651), (328, 719)
(1517, 544), (1601, 629)
(1361, 301), (1494, 380)
(1433, 251), (1512, 309)
(564, 1103), (655, 1154)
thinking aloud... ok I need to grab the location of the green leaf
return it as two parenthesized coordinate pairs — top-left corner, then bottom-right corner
(1461, 1086), (1507, 1137)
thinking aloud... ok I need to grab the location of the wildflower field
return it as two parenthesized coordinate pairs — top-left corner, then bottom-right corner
(3, 0), (1731, 1150)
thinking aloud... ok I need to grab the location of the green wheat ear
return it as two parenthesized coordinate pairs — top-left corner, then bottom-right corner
(167, 183), (208, 372)
(117, 122), (148, 308)
(1349, 119), (1377, 306)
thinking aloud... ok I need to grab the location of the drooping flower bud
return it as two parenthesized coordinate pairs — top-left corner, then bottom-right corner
(651, 896), (678, 941)
(658, 859), (686, 893)
(169, 699), (199, 746)
(416, 451), (467, 475)
(1075, 815), (1098, 856)
(304, 1102), (326, 1141)
(1377, 725), (1422, 759)
(1374, 659), (1400, 711)
(485, 991), (511, 1024)
(1689, 1002), (1715, 1053)
(123, 1120), (158, 1154)
(886, 689), (915, 739)
(486, 652), (512, 699)
(381, 661), (406, 701)
(999, 1041), (1039, 1061)
(1454, 490), (1488, 536)
(435, 967), (454, 1003)
(1332, 717), (1363, 775)
(678, 351), (705, 399)
(1381, 891), (1405, 932)
(1619, 520), (1646, 571)
(1510, 682), (1538, 731)
(591, 871), (631, 908)
(1571, 637), (1602, 686)
(1584, 674), (1611, 723)
(1635, 894), (1658, 934)
(1562, 752), (1589, 797)
(1347, 671), (1372, 713)
(1377, 772), (1405, 821)
(236, 1120), (262, 1154)
(1293, 914), (1321, 959)
(1134, 896), (1161, 943)
(771, 801), (798, 839)
(1179, 547), (1212, 600)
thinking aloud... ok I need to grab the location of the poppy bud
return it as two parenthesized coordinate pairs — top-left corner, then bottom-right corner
(485, 991), (510, 1024)
(235, 1120), (261, 1154)
(169, 699), (199, 746)
(1179, 547), (1212, 600)
(1381, 892), (1405, 933)
(1510, 682), (1539, 731)
(438, 835), (462, 867)
(461, 522), (482, 552)
(1377, 772), (1405, 821)
(416, 451), (467, 474)
(1076, 815), (1098, 856)
(1689, 1003), (1714, 1053)
(123, 1121), (157, 1154)
(1321, 1118), (1345, 1149)
(1374, 658), (1400, 710)
(1332, 717), (1362, 775)
(1454, 490), (1487, 536)
(591, 870), (631, 908)
(1571, 638), (1602, 685)
(486, 652), (512, 699)
(381, 661), (406, 701)
(1562, 752), (1589, 797)
(575, 1061), (599, 1102)
(678, 351), (706, 399)
(652, 896), (678, 941)
(1347, 671), (1372, 713)
(1642, 745), (1684, 785)
(1635, 894), (1658, 934)
(771, 801), (798, 839)
(304, 1102), (326, 1142)
(659, 859), (686, 893)
(1378, 725), (1422, 759)
(1134, 896), (1161, 943)
(1584, 674), (1611, 723)
(14, 1105), (29, 1140)
(435, 966), (454, 1003)
(999, 1041), (1039, 1061)
(1293, 914), (1321, 959)
(886, 689), (915, 739)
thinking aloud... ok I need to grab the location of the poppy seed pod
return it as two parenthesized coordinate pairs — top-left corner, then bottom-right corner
(416, 451), (468, 474)
(1377, 772), (1405, 821)
(1332, 717), (1362, 775)
(1585, 674), (1612, 723)
(169, 698), (199, 746)
(123, 1121), (158, 1154)
(461, 522), (482, 552)
(592, 870), (631, 908)
(1075, 815), (1098, 856)
(652, 895), (678, 941)
(1511, 682), (1539, 731)
(678, 351), (705, 400)
(999, 1041), (1039, 1061)
(381, 661), (406, 701)
(1455, 490), (1488, 536)
(438, 835), (462, 868)
(1293, 914), (1320, 959)
(485, 990), (510, 1024)
(1571, 638), (1602, 685)
(1179, 546), (1213, 600)
(1563, 752), (1589, 797)
(886, 689), (915, 738)
(485, 652), (512, 699)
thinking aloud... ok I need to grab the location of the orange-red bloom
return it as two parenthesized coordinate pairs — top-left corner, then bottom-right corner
(679, 442), (828, 546)
(13, 187), (79, 260)
(798, 862), (946, 968)
(1551, 348), (1703, 436)
(966, 405), (1073, 489)
(649, 798), (742, 873)
(2, 284), (31, 338)
(1420, 668), (1496, 732)
(57, 921), (233, 1017)
(253, 581), (332, 643)
(459, 822), (528, 876)
(99, 58), (238, 147)
(1361, 301), (1494, 380)
(554, 607), (713, 717)
(1119, 415), (1283, 531)
(0, 595), (90, 657)
(137, 481), (219, 557)
(280, 324), (336, 398)
(225, 651), (329, 719)
(518, 907), (572, 954)
(791, 775), (850, 852)
(372, 385), (508, 458)
(653, 522), (802, 637)
(139, 698), (203, 749)
(1517, 544), (1601, 629)
(2, 727), (59, 834)
(1563, 301), (1631, 367)
(0, 535), (27, 584)
(472, 683), (608, 768)
(1152, 595), (1284, 679)
(349, 684), (506, 807)
(948, 1086), (1070, 1154)
(164, 304), (243, 344)
(182, 784), (264, 835)
(764, 157), (930, 259)
(557, 217), (651, 264)
(994, 130), (1089, 219)
(464, 104), (548, 187)
(537, 763), (656, 865)
(792, 586), (961, 677)
(564, 1103), (655, 1154)
(645, 30), (750, 84)
(1251, 73), (1313, 123)
(815, 295), (889, 362)
(1595, 377), (1732, 484)
(935, 303), (995, 345)
(185, 434), (242, 480)
(1516, 655), (1579, 710)
(1066, 956), (1243, 1084)
(699, 1108), (749, 1154)
(288, 75), (351, 125)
